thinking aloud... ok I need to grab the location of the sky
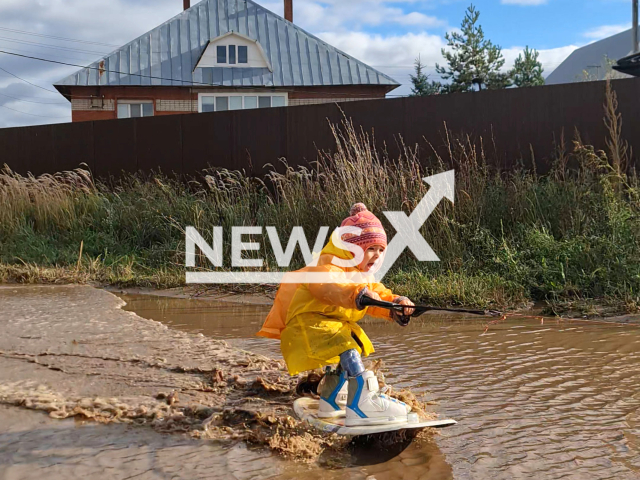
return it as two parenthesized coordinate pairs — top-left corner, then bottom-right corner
(0, 0), (634, 128)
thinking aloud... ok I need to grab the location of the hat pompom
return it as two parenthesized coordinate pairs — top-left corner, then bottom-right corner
(350, 203), (368, 216)
(340, 202), (387, 251)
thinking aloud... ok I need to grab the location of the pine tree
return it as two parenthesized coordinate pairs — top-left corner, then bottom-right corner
(410, 57), (443, 96)
(435, 4), (510, 92)
(511, 46), (545, 87)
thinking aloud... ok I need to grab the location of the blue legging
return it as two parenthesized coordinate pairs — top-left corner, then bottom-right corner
(339, 349), (365, 377)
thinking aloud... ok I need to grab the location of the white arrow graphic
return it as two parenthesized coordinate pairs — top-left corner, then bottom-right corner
(374, 170), (455, 282)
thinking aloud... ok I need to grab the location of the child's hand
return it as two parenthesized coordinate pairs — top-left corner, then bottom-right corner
(394, 297), (415, 315)
(367, 291), (382, 302)
(355, 287), (382, 310)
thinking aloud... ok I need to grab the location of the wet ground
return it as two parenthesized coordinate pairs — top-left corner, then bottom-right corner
(2, 286), (640, 479)
(0, 286), (448, 480)
(119, 294), (640, 480)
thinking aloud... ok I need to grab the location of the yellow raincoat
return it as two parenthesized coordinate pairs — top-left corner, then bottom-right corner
(257, 238), (400, 375)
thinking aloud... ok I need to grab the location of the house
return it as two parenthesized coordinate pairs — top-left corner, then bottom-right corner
(546, 28), (635, 85)
(54, 0), (399, 122)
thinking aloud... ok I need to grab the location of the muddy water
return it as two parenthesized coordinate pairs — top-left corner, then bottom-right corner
(120, 294), (640, 480)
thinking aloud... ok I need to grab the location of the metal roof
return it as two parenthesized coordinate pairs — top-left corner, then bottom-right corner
(54, 0), (399, 90)
(546, 29), (634, 85)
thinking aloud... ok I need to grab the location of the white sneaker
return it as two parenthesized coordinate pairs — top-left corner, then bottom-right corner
(317, 370), (348, 418)
(345, 370), (411, 426)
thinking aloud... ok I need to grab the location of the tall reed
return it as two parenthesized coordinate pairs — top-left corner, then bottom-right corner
(1, 83), (638, 312)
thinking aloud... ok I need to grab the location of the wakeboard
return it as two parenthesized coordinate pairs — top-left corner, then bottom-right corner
(293, 397), (457, 436)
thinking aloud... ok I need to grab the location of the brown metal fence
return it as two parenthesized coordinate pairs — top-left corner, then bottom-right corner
(2, 77), (639, 179)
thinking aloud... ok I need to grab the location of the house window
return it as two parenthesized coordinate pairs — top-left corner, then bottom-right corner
(258, 96), (271, 108)
(216, 97), (229, 111)
(216, 45), (226, 64)
(229, 96), (243, 110)
(199, 93), (288, 112)
(117, 101), (154, 119)
(238, 46), (248, 64)
(244, 96), (257, 109)
(216, 45), (248, 65)
(197, 33), (269, 70)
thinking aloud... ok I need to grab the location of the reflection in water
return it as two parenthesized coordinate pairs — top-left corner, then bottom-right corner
(120, 294), (640, 480)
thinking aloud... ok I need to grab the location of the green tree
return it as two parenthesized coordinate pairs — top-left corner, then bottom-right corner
(436, 4), (510, 92)
(410, 56), (443, 96)
(511, 46), (545, 87)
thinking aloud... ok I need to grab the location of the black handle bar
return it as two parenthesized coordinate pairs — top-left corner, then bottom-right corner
(360, 296), (502, 326)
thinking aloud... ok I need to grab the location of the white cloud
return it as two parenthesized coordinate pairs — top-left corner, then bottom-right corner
(502, 45), (580, 77)
(0, 0), (450, 127)
(318, 31), (445, 67)
(391, 12), (444, 27)
(261, 0), (446, 31)
(0, 0), (578, 127)
(501, 0), (547, 5)
(317, 31), (448, 95)
(583, 24), (629, 41)
(316, 32), (580, 96)
(0, 0), (181, 128)
(319, 31), (578, 93)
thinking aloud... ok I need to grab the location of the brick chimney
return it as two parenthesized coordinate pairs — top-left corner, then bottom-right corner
(183, 0), (190, 10)
(284, 0), (293, 22)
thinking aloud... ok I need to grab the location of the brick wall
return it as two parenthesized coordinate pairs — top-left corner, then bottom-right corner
(64, 85), (390, 122)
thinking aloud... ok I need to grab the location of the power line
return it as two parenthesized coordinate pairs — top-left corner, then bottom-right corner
(0, 103), (68, 119)
(0, 45), (112, 65)
(0, 26), (120, 48)
(0, 49), (410, 98)
(0, 35), (111, 56)
(0, 65), (60, 94)
(0, 26), (567, 72)
(0, 49), (217, 87)
(0, 90), (67, 105)
(2, 48), (559, 100)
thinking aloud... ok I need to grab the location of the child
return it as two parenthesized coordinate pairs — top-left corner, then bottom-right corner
(257, 203), (415, 426)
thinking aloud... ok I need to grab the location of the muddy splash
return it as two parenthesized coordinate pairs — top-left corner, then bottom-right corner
(0, 285), (434, 463)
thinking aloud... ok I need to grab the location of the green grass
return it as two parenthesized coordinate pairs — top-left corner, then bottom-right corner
(1, 84), (639, 315)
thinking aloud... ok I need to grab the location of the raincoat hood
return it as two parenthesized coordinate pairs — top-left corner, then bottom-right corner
(315, 235), (356, 267)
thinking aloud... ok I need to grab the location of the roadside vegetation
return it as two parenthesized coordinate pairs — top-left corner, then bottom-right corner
(1, 83), (638, 316)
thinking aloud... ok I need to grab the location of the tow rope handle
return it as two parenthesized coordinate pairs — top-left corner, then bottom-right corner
(359, 296), (502, 327)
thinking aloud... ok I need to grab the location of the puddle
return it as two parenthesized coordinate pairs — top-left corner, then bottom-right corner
(119, 294), (640, 480)
(0, 286), (452, 480)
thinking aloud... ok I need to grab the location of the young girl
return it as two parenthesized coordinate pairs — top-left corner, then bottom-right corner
(257, 203), (415, 426)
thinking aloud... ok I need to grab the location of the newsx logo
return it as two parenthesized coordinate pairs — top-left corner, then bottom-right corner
(185, 170), (454, 284)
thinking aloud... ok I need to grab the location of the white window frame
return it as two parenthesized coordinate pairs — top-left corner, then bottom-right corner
(215, 45), (249, 65)
(198, 93), (288, 113)
(194, 32), (272, 71)
(117, 100), (154, 119)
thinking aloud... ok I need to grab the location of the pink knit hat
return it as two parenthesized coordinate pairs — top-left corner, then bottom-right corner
(339, 203), (387, 250)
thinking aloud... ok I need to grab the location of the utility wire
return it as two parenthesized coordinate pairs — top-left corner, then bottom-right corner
(0, 27), (566, 72)
(0, 49), (217, 86)
(0, 50), (412, 97)
(0, 103), (68, 119)
(0, 36), (111, 56)
(0, 44), (113, 65)
(0, 65), (60, 94)
(5, 49), (554, 101)
(0, 26), (120, 48)
(0, 91), (67, 105)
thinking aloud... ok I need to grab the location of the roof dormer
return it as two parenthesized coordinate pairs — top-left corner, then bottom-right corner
(194, 32), (272, 71)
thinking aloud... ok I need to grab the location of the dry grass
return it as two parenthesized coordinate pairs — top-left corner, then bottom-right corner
(1, 82), (639, 313)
